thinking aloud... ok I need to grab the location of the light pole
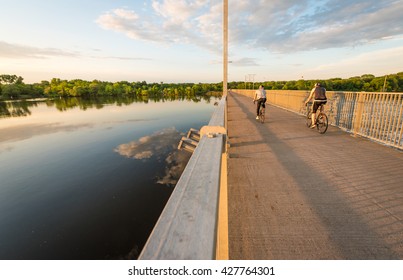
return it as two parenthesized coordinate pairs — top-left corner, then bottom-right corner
(248, 74), (256, 90)
(223, 0), (228, 95)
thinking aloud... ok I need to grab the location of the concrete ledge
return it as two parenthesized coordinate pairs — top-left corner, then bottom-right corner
(208, 94), (226, 127)
(139, 94), (227, 260)
(139, 134), (224, 259)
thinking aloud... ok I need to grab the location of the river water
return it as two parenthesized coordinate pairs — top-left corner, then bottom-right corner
(0, 95), (219, 260)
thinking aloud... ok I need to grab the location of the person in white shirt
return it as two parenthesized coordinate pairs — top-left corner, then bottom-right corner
(253, 85), (267, 119)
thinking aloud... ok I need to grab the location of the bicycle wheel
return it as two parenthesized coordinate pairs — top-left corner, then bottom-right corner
(317, 113), (328, 134)
(306, 110), (312, 127)
(259, 107), (265, 123)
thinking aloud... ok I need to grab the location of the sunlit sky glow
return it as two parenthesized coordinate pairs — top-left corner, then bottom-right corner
(1, 0), (402, 83)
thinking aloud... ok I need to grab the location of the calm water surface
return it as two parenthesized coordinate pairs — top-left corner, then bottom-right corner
(0, 96), (219, 259)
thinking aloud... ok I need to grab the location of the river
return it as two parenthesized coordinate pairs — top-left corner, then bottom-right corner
(0, 95), (219, 259)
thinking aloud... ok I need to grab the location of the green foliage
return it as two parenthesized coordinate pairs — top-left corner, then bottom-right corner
(0, 75), (224, 101)
(0, 74), (23, 85)
(1, 72), (402, 101)
(230, 73), (403, 92)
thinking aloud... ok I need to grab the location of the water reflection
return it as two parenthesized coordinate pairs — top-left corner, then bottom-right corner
(0, 95), (217, 259)
(0, 100), (32, 118)
(115, 127), (180, 160)
(158, 149), (192, 186)
(0, 123), (94, 143)
(0, 94), (218, 118)
(114, 127), (191, 186)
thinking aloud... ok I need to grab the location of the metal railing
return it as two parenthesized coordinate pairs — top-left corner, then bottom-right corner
(234, 90), (403, 150)
(139, 94), (228, 260)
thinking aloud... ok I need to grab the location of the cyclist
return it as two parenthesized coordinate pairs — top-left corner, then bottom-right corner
(253, 85), (267, 120)
(304, 83), (327, 128)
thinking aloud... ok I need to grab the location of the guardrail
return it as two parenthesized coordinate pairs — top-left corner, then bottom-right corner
(139, 94), (228, 260)
(234, 90), (403, 150)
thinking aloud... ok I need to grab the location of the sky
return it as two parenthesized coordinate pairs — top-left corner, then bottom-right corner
(0, 0), (402, 84)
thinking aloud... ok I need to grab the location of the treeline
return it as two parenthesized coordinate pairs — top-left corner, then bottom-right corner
(231, 73), (403, 92)
(1, 73), (403, 101)
(0, 75), (223, 100)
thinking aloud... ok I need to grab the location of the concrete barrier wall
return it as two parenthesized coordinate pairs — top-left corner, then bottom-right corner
(139, 95), (228, 260)
(233, 90), (403, 150)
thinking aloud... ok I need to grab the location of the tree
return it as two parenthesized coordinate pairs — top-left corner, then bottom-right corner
(283, 81), (297, 90)
(361, 74), (375, 82)
(296, 80), (307, 90)
(0, 74), (22, 85)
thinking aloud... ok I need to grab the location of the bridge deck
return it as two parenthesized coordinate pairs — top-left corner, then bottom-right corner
(227, 92), (403, 259)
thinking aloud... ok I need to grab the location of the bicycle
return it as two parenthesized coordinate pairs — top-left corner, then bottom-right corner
(305, 101), (328, 134)
(254, 100), (266, 123)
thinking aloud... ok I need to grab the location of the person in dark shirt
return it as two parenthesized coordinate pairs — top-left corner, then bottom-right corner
(304, 83), (327, 128)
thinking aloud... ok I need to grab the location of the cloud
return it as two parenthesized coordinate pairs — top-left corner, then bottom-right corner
(230, 0), (403, 52)
(89, 54), (153, 61)
(0, 41), (78, 59)
(0, 41), (149, 62)
(96, 0), (403, 54)
(96, 0), (221, 52)
(232, 57), (259, 67)
(306, 46), (403, 78)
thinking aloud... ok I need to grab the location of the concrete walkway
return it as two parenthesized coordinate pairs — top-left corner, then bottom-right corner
(227, 92), (403, 259)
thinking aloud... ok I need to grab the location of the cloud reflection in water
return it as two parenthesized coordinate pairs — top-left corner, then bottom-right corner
(114, 127), (192, 186)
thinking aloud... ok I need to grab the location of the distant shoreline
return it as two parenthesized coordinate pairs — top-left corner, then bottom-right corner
(1, 73), (402, 101)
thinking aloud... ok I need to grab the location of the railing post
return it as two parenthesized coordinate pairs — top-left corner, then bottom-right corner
(353, 92), (365, 137)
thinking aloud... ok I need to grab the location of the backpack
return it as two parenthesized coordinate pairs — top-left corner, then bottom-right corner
(314, 87), (326, 100)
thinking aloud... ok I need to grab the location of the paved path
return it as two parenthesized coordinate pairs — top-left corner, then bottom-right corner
(227, 92), (403, 259)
